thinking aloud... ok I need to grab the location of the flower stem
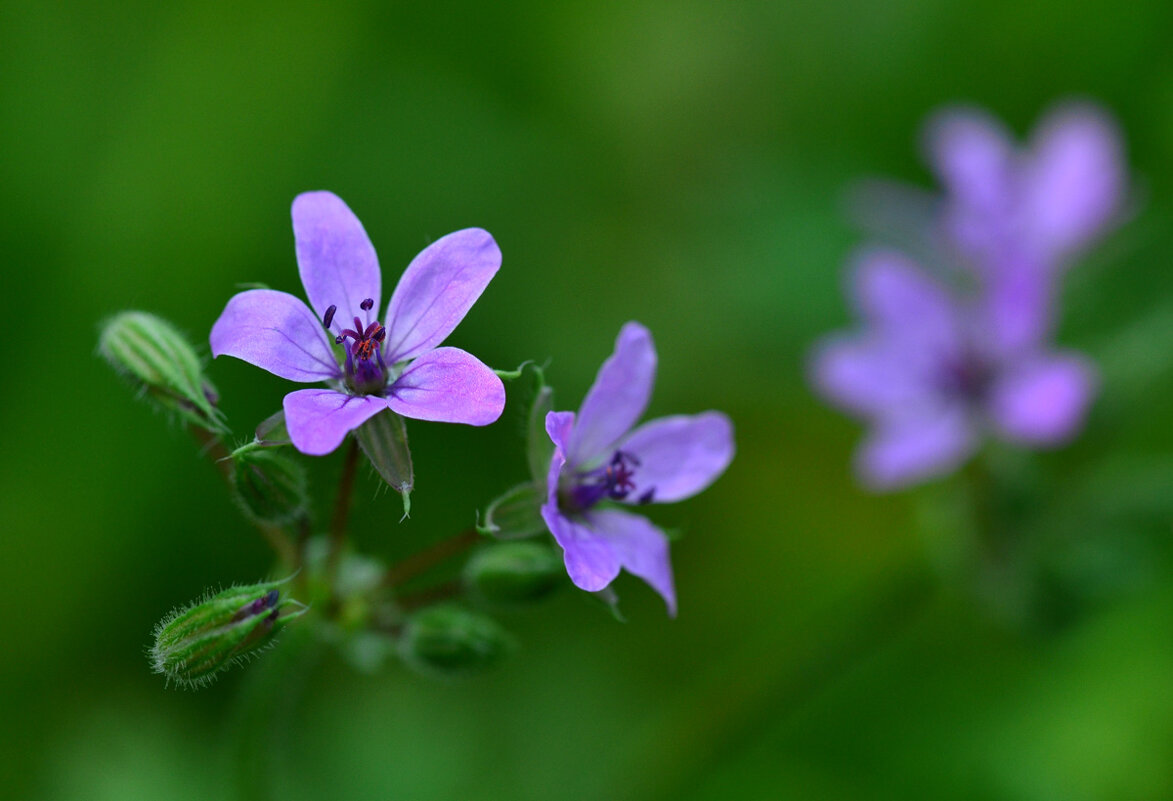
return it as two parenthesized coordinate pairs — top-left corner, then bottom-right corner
(190, 426), (298, 568)
(396, 578), (463, 611)
(326, 438), (361, 593)
(382, 529), (480, 589)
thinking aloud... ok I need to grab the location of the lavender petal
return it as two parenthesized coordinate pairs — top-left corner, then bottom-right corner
(382, 228), (501, 363)
(385, 347), (505, 426)
(210, 289), (341, 382)
(855, 404), (976, 491)
(292, 191), (381, 325)
(987, 353), (1097, 445)
(283, 389), (391, 456)
(586, 508), (677, 617)
(540, 505), (621, 593)
(618, 412), (735, 504)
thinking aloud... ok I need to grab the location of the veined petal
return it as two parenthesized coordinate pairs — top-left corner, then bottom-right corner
(283, 389), (391, 456)
(586, 509), (676, 616)
(987, 353), (1096, 445)
(619, 412), (734, 504)
(567, 322), (656, 469)
(385, 347), (505, 426)
(383, 228), (501, 363)
(210, 289), (341, 382)
(293, 191), (381, 324)
(540, 504), (621, 594)
(1024, 104), (1125, 258)
(855, 404), (976, 491)
(543, 410), (576, 497)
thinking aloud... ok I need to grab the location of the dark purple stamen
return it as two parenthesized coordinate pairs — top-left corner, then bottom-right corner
(233, 589), (281, 621)
(360, 298), (374, 311)
(322, 304), (337, 329)
(570, 450), (646, 510)
(327, 299), (388, 394)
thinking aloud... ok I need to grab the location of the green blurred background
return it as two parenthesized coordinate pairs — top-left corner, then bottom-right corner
(4, 1), (1173, 798)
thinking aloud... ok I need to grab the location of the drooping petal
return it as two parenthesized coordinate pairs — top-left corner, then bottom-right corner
(809, 334), (937, 419)
(540, 504), (621, 593)
(850, 250), (963, 357)
(986, 353), (1096, 445)
(385, 346), (505, 426)
(210, 289), (341, 382)
(292, 191), (381, 324)
(382, 228), (501, 363)
(566, 322), (656, 469)
(618, 412), (734, 504)
(283, 389), (391, 456)
(586, 508), (676, 616)
(855, 404), (976, 491)
(1023, 104), (1124, 258)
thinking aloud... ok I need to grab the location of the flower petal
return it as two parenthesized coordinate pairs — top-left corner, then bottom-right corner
(855, 404), (976, 491)
(585, 508), (677, 616)
(850, 250), (962, 355)
(382, 228), (501, 363)
(540, 504), (621, 594)
(567, 322), (656, 469)
(385, 347), (505, 426)
(292, 191), (381, 324)
(283, 389), (391, 456)
(1024, 104), (1125, 258)
(975, 260), (1054, 356)
(210, 289), (341, 382)
(987, 353), (1096, 445)
(809, 334), (937, 419)
(618, 412), (734, 504)
(924, 107), (1014, 217)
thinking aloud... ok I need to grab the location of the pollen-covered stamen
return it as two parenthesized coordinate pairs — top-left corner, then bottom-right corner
(569, 450), (647, 510)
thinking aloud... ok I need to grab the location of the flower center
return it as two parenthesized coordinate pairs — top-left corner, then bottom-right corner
(566, 450), (655, 511)
(322, 298), (388, 395)
(938, 351), (993, 405)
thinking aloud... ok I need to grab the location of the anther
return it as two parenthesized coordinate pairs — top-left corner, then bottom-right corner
(322, 305), (337, 329)
(360, 298), (374, 311)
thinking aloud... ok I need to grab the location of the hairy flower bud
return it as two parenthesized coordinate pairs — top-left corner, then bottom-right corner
(230, 448), (309, 526)
(398, 605), (512, 676)
(355, 410), (413, 518)
(150, 580), (307, 689)
(464, 541), (562, 604)
(99, 310), (227, 433)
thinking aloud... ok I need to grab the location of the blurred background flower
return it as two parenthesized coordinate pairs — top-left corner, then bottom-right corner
(4, 2), (1173, 800)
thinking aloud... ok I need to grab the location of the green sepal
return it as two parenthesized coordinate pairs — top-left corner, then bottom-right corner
(398, 605), (513, 676)
(463, 541), (562, 604)
(477, 482), (546, 540)
(355, 409), (413, 518)
(150, 579), (307, 689)
(98, 310), (227, 434)
(523, 365), (555, 485)
(229, 448), (309, 526)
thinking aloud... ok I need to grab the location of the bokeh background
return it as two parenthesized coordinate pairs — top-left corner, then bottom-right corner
(4, 1), (1173, 799)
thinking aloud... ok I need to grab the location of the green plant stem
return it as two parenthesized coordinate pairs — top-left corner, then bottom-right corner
(191, 426), (298, 568)
(382, 529), (480, 589)
(326, 439), (361, 596)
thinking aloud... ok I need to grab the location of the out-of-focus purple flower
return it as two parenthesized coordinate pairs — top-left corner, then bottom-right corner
(926, 103), (1126, 351)
(811, 249), (1096, 491)
(211, 191), (505, 455)
(541, 323), (734, 615)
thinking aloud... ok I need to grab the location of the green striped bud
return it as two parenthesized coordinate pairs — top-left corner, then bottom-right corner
(99, 311), (227, 434)
(398, 605), (512, 676)
(355, 409), (414, 518)
(463, 541), (562, 604)
(150, 580), (307, 689)
(230, 448), (309, 526)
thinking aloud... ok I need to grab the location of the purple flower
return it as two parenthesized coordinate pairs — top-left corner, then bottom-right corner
(541, 323), (735, 615)
(926, 102), (1126, 352)
(811, 249), (1096, 491)
(210, 191), (505, 455)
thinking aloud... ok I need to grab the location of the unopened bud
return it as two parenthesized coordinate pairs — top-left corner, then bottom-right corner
(398, 605), (512, 676)
(150, 580), (307, 689)
(230, 448), (309, 525)
(464, 541), (562, 604)
(99, 311), (227, 433)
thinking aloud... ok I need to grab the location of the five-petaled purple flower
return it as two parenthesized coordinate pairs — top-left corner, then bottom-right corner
(812, 248), (1096, 491)
(542, 322), (735, 615)
(211, 191), (505, 455)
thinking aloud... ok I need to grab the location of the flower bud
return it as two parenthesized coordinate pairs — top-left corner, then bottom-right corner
(230, 448), (309, 526)
(355, 409), (413, 518)
(398, 605), (512, 676)
(150, 580), (307, 689)
(464, 541), (562, 604)
(477, 483), (546, 540)
(98, 310), (227, 433)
